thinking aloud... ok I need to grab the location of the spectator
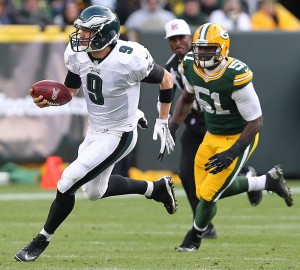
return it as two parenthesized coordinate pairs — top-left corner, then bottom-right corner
(178, 0), (208, 28)
(115, 0), (141, 25)
(91, 0), (116, 10)
(74, 0), (92, 12)
(53, 0), (81, 28)
(49, 0), (64, 18)
(10, 0), (53, 28)
(0, 0), (11, 24)
(201, 0), (220, 16)
(241, 0), (260, 15)
(164, 0), (182, 13)
(125, 0), (176, 41)
(209, 0), (251, 31)
(251, 0), (300, 31)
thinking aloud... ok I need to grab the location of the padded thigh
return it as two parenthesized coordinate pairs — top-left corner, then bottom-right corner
(194, 132), (256, 202)
(57, 128), (137, 195)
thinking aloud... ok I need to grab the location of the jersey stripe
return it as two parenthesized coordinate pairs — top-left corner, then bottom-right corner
(235, 69), (252, 79)
(233, 70), (253, 86)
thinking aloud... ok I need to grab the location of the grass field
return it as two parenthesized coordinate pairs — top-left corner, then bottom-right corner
(0, 181), (299, 270)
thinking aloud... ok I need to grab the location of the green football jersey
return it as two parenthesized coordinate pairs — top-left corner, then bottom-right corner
(183, 53), (253, 135)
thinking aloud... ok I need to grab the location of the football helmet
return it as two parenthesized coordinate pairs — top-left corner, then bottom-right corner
(69, 5), (120, 52)
(192, 23), (230, 69)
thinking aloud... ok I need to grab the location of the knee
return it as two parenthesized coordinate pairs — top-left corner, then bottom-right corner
(198, 189), (214, 203)
(82, 185), (102, 201)
(84, 193), (99, 201)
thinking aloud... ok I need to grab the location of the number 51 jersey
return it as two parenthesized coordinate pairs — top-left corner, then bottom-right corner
(183, 53), (254, 135)
(64, 39), (154, 132)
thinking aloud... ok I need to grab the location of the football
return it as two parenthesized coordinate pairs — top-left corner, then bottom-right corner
(31, 80), (72, 106)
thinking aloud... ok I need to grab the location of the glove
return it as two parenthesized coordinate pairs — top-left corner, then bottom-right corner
(204, 149), (236, 174)
(153, 118), (175, 161)
(137, 116), (148, 129)
(205, 139), (247, 174)
(168, 122), (179, 142)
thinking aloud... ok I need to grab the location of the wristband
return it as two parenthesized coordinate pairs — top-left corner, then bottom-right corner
(159, 88), (173, 103)
(229, 139), (247, 157)
(169, 122), (179, 133)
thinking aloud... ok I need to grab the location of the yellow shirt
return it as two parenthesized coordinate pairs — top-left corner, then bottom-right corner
(251, 4), (300, 31)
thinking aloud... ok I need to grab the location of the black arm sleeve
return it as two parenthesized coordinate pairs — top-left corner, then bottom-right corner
(64, 70), (82, 89)
(141, 63), (164, 84)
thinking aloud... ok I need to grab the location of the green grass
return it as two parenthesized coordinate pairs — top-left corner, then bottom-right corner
(0, 181), (299, 270)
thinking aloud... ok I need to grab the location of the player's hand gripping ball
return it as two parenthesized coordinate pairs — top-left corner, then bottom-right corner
(31, 80), (72, 106)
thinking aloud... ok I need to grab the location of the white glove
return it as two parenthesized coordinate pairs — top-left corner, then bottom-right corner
(153, 118), (175, 161)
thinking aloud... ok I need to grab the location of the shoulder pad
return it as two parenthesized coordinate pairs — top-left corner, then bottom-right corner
(228, 58), (253, 88)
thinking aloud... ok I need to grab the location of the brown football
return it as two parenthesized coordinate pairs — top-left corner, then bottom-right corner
(31, 80), (72, 106)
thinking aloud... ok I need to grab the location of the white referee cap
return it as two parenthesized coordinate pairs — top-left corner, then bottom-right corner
(165, 19), (191, 39)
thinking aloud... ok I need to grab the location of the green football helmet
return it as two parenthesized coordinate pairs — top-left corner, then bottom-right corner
(70, 5), (120, 52)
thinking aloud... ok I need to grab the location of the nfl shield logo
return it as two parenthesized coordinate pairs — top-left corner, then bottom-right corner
(171, 23), (178, 30)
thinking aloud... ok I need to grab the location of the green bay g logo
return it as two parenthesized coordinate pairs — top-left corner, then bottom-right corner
(220, 30), (229, 40)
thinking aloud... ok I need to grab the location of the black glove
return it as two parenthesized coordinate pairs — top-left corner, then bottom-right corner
(158, 148), (166, 161)
(137, 116), (148, 129)
(205, 139), (247, 174)
(204, 150), (236, 174)
(168, 122), (179, 142)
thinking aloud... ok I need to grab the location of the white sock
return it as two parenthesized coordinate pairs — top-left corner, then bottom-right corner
(40, 228), (52, 241)
(248, 175), (266, 191)
(193, 221), (207, 232)
(144, 181), (154, 197)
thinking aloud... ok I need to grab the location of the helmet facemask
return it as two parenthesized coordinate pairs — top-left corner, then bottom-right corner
(192, 41), (223, 69)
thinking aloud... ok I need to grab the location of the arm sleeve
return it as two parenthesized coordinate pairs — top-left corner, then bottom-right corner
(231, 82), (262, 121)
(64, 70), (82, 89)
(141, 63), (164, 84)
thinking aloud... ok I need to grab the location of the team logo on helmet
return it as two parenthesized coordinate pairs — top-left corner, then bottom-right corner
(220, 30), (229, 40)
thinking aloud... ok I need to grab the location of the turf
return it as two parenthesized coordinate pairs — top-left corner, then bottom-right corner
(0, 181), (299, 270)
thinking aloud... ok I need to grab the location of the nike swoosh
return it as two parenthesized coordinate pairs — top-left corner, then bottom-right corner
(226, 137), (234, 140)
(24, 253), (37, 261)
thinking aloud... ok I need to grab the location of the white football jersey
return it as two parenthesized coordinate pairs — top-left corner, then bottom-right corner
(64, 40), (154, 132)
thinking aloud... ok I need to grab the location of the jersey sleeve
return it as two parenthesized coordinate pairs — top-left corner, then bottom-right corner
(129, 46), (155, 82)
(232, 82), (262, 121)
(64, 43), (80, 75)
(229, 59), (253, 91)
(182, 73), (194, 94)
(182, 52), (195, 94)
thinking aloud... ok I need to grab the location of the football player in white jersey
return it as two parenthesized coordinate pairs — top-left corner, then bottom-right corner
(15, 5), (176, 262)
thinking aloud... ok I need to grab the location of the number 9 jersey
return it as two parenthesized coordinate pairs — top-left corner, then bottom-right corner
(182, 54), (262, 135)
(64, 39), (155, 132)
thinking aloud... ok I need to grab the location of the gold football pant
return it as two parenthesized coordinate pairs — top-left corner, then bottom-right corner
(194, 132), (259, 202)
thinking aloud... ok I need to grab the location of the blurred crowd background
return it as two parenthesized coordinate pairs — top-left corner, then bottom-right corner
(0, 0), (299, 38)
(0, 0), (300, 184)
